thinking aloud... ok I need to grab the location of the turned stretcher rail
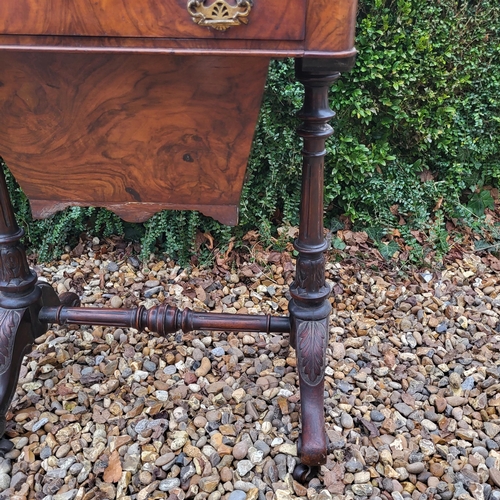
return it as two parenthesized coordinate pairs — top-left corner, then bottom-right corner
(38, 304), (291, 335)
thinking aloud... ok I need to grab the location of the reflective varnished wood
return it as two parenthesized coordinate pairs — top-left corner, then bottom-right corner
(0, 0), (307, 40)
(0, 0), (358, 58)
(0, 53), (269, 224)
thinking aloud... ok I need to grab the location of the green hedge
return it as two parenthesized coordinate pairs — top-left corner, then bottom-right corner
(4, 0), (500, 263)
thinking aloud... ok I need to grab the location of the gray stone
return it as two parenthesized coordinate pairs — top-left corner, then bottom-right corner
(237, 459), (255, 476)
(484, 422), (500, 439)
(247, 446), (264, 464)
(159, 478), (181, 492)
(0, 473), (10, 491)
(351, 483), (373, 496)
(211, 347), (225, 357)
(46, 468), (68, 479)
(370, 410), (385, 422)
(345, 459), (363, 473)
(341, 412), (354, 429)
(233, 481), (255, 493)
(461, 376), (475, 391)
(144, 286), (164, 298)
(254, 440), (271, 457)
(406, 462), (425, 474)
(163, 365), (177, 375)
(394, 403), (413, 417)
(180, 463), (196, 484)
(32, 417), (49, 432)
(421, 419), (438, 432)
(69, 463), (84, 475)
(436, 322), (448, 333)
(143, 359), (157, 372)
(135, 418), (149, 433)
(10, 471), (27, 491)
(229, 491), (247, 500)
(0, 460), (10, 476)
(107, 262), (119, 272)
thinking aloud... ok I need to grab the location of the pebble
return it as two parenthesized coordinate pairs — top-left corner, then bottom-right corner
(370, 410), (385, 422)
(233, 441), (250, 460)
(229, 491), (247, 500)
(110, 295), (123, 308)
(341, 412), (354, 429)
(0, 473), (9, 490)
(345, 459), (363, 473)
(490, 468), (500, 487)
(236, 460), (254, 476)
(406, 462), (425, 474)
(159, 478), (181, 491)
(351, 484), (373, 496)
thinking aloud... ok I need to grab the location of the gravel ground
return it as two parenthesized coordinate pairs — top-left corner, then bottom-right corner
(1, 239), (499, 500)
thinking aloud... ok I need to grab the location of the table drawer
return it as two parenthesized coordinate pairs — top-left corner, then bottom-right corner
(0, 0), (306, 40)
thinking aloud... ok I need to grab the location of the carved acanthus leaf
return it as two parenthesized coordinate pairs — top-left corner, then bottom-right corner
(295, 255), (326, 292)
(0, 309), (22, 375)
(297, 320), (327, 386)
(0, 246), (32, 288)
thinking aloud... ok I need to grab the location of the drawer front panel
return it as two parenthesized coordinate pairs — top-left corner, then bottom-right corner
(0, 0), (306, 40)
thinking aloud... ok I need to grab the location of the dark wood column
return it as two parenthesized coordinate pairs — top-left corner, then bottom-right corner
(0, 166), (44, 454)
(289, 59), (341, 470)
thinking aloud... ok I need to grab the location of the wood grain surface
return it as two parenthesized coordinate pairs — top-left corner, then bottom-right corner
(0, 0), (306, 41)
(305, 0), (358, 54)
(0, 53), (269, 224)
(0, 34), (357, 59)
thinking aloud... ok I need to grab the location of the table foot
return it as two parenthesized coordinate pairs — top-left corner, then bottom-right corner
(292, 463), (320, 483)
(291, 314), (329, 466)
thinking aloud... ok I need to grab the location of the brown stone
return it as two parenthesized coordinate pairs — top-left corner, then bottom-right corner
(199, 474), (220, 493)
(103, 450), (123, 483)
(324, 464), (345, 494)
(207, 381), (226, 394)
(220, 466), (233, 483)
(435, 397), (447, 413)
(429, 462), (445, 478)
(445, 396), (467, 407)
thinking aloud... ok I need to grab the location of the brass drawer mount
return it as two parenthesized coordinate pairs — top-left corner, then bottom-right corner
(187, 0), (253, 31)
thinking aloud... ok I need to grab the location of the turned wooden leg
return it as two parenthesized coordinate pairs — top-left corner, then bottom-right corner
(0, 166), (56, 455)
(290, 60), (341, 473)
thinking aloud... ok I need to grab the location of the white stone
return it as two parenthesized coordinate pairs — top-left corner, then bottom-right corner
(155, 390), (169, 401)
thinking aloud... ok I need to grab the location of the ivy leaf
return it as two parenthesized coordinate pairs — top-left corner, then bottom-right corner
(329, 218), (344, 232)
(468, 190), (495, 217)
(365, 226), (385, 243)
(474, 239), (491, 251)
(333, 237), (346, 250)
(377, 240), (400, 259)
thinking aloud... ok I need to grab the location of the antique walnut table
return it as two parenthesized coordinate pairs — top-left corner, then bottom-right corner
(0, 0), (357, 479)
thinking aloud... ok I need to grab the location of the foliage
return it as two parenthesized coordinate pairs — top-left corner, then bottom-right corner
(3, 0), (499, 264)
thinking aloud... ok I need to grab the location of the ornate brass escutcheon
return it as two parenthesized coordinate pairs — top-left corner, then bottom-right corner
(187, 0), (253, 31)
